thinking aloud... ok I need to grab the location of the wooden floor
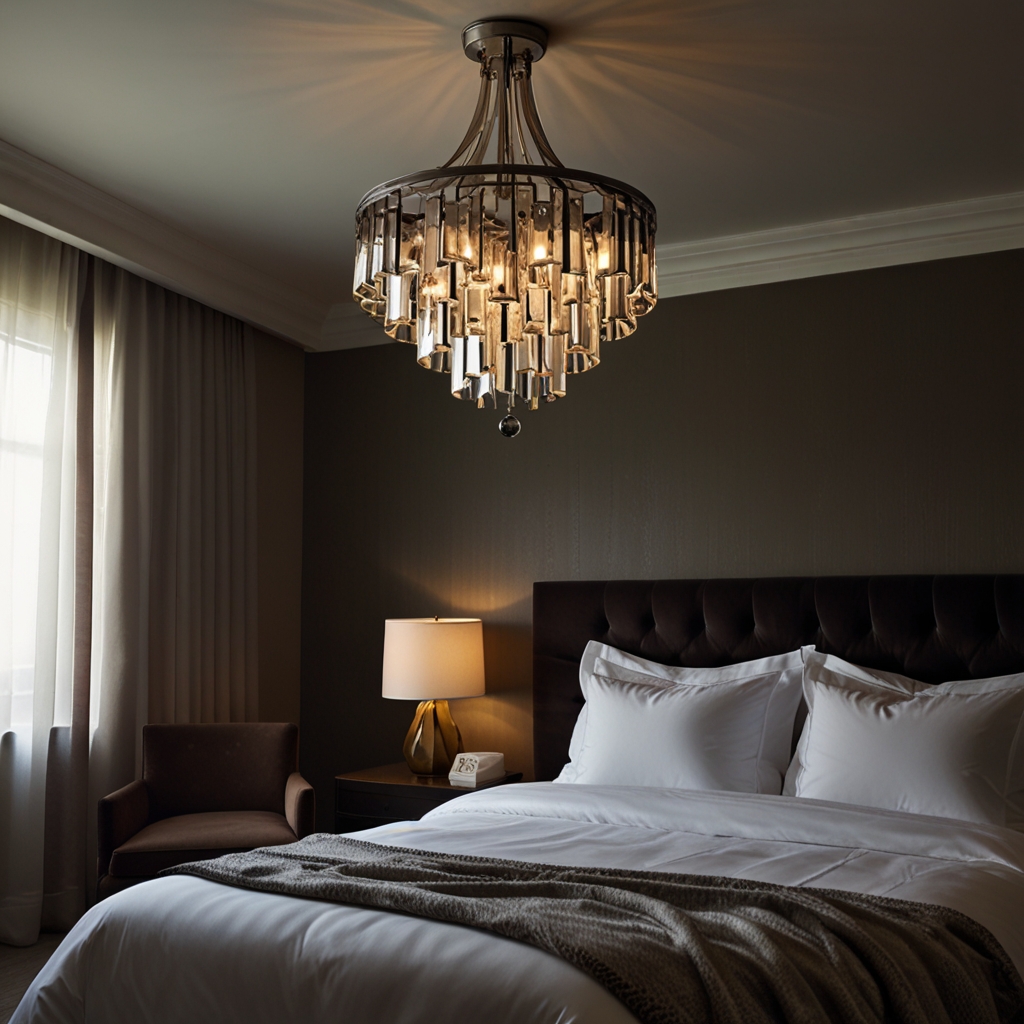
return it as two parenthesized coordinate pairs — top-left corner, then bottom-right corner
(0, 934), (65, 1024)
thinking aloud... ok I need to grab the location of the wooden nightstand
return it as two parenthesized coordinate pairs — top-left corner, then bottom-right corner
(335, 762), (524, 833)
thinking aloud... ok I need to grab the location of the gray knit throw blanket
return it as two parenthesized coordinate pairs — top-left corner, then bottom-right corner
(164, 834), (1024, 1024)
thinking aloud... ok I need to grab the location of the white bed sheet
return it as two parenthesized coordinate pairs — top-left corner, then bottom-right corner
(14, 783), (1024, 1024)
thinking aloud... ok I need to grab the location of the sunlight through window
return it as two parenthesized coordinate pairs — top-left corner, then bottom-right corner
(0, 305), (54, 732)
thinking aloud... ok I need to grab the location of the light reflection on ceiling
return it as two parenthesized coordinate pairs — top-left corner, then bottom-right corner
(0, 0), (1019, 306)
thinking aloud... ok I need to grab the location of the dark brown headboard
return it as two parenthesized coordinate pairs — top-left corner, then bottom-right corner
(532, 576), (1024, 781)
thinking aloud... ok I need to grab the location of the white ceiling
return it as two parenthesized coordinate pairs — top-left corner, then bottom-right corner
(0, 0), (1021, 346)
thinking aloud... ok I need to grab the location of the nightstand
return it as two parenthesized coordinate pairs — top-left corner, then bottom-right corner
(335, 762), (524, 833)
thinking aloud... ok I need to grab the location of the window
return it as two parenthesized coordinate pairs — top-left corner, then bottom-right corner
(0, 300), (58, 731)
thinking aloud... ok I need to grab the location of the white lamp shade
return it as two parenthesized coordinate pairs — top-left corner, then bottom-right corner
(382, 618), (486, 700)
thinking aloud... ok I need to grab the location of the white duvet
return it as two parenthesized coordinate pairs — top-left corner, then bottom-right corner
(14, 783), (1024, 1023)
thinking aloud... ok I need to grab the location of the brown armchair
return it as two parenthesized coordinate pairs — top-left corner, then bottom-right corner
(97, 723), (315, 900)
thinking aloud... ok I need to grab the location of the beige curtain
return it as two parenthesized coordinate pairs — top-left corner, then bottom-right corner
(88, 262), (260, 859)
(0, 215), (259, 945)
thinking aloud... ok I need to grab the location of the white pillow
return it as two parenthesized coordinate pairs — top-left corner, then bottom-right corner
(555, 642), (810, 793)
(785, 651), (1024, 828)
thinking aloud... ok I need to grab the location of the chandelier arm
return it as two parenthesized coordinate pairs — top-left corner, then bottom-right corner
(496, 39), (514, 165)
(461, 79), (499, 166)
(443, 65), (494, 168)
(509, 65), (534, 164)
(519, 64), (563, 168)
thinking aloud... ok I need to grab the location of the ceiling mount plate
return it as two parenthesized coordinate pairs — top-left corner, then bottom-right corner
(462, 18), (548, 62)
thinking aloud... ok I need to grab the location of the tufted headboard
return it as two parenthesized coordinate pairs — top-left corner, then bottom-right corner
(532, 576), (1024, 781)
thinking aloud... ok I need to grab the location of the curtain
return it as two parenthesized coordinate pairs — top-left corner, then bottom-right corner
(89, 263), (259, 825)
(0, 215), (259, 947)
(0, 222), (82, 945)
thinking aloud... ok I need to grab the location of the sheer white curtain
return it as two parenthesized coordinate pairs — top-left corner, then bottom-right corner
(0, 216), (259, 946)
(0, 221), (81, 945)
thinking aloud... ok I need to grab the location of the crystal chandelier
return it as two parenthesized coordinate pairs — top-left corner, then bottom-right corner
(353, 18), (657, 436)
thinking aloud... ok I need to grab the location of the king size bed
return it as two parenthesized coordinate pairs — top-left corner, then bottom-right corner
(13, 575), (1024, 1023)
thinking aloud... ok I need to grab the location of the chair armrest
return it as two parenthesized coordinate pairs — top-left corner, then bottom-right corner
(97, 779), (150, 877)
(285, 772), (315, 838)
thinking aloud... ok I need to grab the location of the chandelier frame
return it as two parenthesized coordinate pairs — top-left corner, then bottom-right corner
(356, 166), (656, 220)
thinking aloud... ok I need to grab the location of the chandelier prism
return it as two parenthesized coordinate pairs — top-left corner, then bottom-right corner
(353, 18), (658, 435)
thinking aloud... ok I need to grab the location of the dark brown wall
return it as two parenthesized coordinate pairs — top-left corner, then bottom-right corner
(301, 248), (1024, 828)
(253, 327), (304, 727)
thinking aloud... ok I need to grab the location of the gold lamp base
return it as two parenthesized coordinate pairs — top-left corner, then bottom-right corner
(403, 699), (463, 776)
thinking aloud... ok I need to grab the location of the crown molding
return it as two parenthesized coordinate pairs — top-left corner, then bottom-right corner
(0, 138), (326, 349)
(3, 137), (1021, 352)
(321, 301), (397, 350)
(656, 190), (1024, 298)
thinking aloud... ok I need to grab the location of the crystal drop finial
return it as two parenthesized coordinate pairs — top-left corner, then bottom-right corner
(498, 414), (521, 438)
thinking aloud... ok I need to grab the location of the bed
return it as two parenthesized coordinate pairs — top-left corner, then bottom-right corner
(13, 574), (1024, 1023)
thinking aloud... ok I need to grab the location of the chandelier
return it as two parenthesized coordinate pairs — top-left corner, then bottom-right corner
(353, 18), (657, 437)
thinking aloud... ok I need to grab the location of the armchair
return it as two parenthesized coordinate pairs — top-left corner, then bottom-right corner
(97, 723), (314, 899)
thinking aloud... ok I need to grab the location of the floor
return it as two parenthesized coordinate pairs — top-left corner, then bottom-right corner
(0, 934), (64, 1023)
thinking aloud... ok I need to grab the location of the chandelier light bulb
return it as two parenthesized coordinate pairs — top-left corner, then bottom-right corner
(352, 18), (658, 434)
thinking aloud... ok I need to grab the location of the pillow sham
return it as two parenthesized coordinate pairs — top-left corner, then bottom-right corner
(555, 642), (809, 793)
(785, 651), (1024, 828)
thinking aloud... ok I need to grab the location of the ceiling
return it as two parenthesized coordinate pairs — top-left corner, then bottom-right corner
(0, 0), (1021, 345)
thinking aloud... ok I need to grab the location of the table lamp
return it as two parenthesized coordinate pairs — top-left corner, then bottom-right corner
(382, 617), (486, 776)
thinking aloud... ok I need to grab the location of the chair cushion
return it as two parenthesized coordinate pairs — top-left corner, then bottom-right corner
(108, 810), (297, 877)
